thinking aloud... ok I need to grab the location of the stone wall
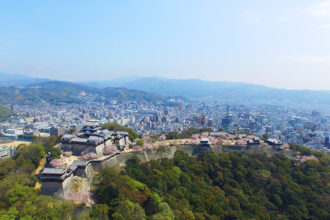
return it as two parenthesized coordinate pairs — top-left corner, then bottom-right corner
(60, 143), (106, 157)
(41, 181), (64, 196)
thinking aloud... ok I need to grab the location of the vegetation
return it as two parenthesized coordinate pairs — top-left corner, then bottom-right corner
(289, 144), (323, 157)
(93, 150), (330, 219)
(0, 132), (329, 219)
(0, 137), (76, 219)
(101, 87), (166, 102)
(166, 128), (213, 140)
(166, 131), (180, 140)
(33, 135), (62, 160)
(0, 104), (13, 122)
(101, 122), (141, 140)
(0, 81), (167, 106)
(136, 139), (145, 147)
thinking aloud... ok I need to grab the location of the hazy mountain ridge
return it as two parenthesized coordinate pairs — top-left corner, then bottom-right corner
(0, 81), (167, 105)
(81, 77), (330, 107)
(1, 72), (329, 108)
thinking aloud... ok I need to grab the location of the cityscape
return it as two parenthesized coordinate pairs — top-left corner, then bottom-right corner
(0, 0), (329, 219)
(1, 95), (329, 154)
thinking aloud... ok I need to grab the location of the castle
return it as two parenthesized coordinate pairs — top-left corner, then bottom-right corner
(60, 124), (129, 157)
(40, 124), (129, 196)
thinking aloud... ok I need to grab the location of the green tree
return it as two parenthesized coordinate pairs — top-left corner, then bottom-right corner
(166, 131), (180, 140)
(136, 139), (144, 146)
(91, 204), (110, 220)
(112, 200), (146, 220)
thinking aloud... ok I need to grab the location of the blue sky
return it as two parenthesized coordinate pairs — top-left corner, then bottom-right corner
(0, 0), (329, 90)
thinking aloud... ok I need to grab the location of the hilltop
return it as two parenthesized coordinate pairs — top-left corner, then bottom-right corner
(0, 81), (168, 105)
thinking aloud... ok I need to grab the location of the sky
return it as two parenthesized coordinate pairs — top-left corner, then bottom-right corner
(0, 0), (330, 90)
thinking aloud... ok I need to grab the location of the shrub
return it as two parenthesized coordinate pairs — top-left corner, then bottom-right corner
(50, 159), (64, 168)
(132, 145), (143, 152)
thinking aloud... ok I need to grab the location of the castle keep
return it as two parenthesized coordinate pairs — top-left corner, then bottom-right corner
(60, 125), (129, 157)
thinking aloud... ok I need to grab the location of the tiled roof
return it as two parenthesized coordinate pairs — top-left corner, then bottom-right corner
(41, 168), (65, 175)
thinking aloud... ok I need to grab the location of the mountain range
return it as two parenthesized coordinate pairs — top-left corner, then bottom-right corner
(0, 72), (329, 109)
(80, 77), (330, 108)
(0, 80), (167, 106)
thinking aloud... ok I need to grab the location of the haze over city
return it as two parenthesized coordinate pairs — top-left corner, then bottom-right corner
(1, 0), (330, 90)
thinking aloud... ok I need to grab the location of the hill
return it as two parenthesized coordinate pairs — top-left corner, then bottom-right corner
(82, 77), (330, 108)
(92, 150), (330, 219)
(0, 104), (13, 121)
(101, 87), (166, 102)
(0, 81), (167, 105)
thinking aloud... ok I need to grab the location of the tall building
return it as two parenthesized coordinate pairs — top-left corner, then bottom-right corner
(222, 106), (232, 131)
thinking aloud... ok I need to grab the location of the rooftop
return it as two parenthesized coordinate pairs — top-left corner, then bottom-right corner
(41, 168), (65, 175)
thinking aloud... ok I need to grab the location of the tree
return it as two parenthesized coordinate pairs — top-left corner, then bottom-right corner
(92, 150), (330, 219)
(136, 139), (144, 147)
(132, 145), (143, 152)
(50, 159), (64, 168)
(166, 131), (180, 140)
(91, 204), (110, 220)
(112, 200), (146, 220)
(5, 184), (33, 206)
(48, 147), (62, 160)
(144, 144), (153, 151)
(14, 143), (46, 168)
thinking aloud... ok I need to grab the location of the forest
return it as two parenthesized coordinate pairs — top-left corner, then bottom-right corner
(0, 136), (76, 219)
(92, 150), (330, 220)
(0, 104), (13, 122)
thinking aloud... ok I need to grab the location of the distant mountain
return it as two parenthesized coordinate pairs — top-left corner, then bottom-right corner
(0, 104), (13, 122)
(81, 77), (330, 108)
(0, 72), (50, 86)
(0, 81), (167, 105)
(79, 76), (142, 89)
(101, 87), (166, 102)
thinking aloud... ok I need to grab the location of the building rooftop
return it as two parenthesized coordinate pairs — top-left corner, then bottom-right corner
(41, 168), (65, 175)
(61, 125), (128, 146)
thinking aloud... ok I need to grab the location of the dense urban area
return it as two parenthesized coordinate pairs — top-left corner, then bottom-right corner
(1, 96), (329, 155)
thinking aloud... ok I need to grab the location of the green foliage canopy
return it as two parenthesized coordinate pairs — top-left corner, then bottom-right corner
(101, 122), (141, 140)
(93, 150), (330, 219)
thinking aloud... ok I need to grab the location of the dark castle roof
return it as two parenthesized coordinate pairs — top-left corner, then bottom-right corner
(61, 125), (128, 146)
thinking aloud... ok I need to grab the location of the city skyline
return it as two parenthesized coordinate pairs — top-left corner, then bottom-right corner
(1, 0), (330, 90)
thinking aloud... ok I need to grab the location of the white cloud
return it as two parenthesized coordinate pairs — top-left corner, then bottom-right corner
(309, 1), (330, 18)
(282, 55), (330, 63)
